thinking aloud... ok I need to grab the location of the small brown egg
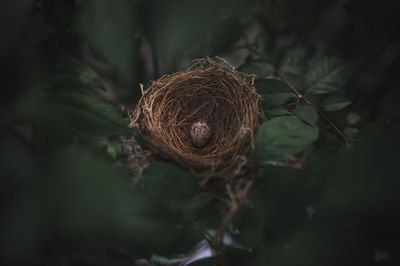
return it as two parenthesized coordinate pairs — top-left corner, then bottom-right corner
(190, 120), (211, 147)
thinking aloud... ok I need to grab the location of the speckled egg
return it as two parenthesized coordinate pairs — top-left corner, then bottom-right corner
(190, 120), (211, 147)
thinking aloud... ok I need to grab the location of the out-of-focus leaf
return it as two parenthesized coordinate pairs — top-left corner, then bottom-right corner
(253, 224), (372, 266)
(321, 96), (351, 111)
(254, 79), (296, 110)
(279, 56), (307, 76)
(106, 139), (122, 159)
(253, 32), (267, 51)
(291, 104), (319, 126)
(44, 145), (137, 231)
(40, 145), (202, 255)
(323, 120), (400, 219)
(344, 127), (359, 139)
(139, 162), (220, 229)
(0, 0), (32, 57)
(231, 202), (263, 248)
(48, 90), (129, 136)
(0, 135), (35, 184)
(192, 16), (242, 56)
(305, 57), (352, 95)
(52, 61), (106, 91)
(238, 59), (275, 78)
(254, 116), (319, 163)
(140, 162), (200, 200)
(143, 0), (229, 72)
(77, 134), (124, 158)
(74, 0), (140, 84)
(347, 112), (361, 124)
(77, 135), (109, 149)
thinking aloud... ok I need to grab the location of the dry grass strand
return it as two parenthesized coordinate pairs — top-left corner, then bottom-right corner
(129, 57), (260, 190)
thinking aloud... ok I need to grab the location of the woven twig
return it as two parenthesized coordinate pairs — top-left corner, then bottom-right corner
(129, 57), (261, 190)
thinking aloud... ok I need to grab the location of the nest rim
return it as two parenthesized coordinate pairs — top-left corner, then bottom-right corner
(129, 57), (261, 189)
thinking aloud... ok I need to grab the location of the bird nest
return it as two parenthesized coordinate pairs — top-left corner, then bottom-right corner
(128, 57), (261, 191)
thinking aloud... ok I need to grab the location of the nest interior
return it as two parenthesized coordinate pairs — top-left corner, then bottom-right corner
(129, 57), (260, 188)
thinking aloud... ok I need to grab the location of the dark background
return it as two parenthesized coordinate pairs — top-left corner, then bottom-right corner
(1, 0), (400, 265)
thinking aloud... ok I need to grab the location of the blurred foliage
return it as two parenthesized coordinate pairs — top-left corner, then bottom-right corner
(1, 0), (400, 265)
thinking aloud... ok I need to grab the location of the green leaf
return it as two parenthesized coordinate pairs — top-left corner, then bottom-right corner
(74, 0), (140, 83)
(264, 107), (291, 118)
(291, 104), (319, 126)
(344, 127), (359, 139)
(193, 16), (242, 56)
(254, 116), (319, 163)
(140, 162), (200, 200)
(321, 96), (351, 111)
(347, 112), (361, 124)
(78, 135), (109, 149)
(254, 79), (296, 110)
(254, 32), (266, 50)
(279, 56), (307, 76)
(106, 139), (122, 159)
(143, 0), (235, 71)
(49, 90), (129, 136)
(238, 59), (275, 78)
(305, 57), (352, 95)
(52, 61), (106, 91)
(0, 1), (33, 58)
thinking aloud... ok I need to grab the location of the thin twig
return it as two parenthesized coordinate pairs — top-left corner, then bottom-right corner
(242, 32), (265, 58)
(275, 70), (349, 143)
(274, 70), (302, 97)
(211, 185), (239, 248)
(240, 32), (348, 143)
(211, 179), (253, 248)
(139, 83), (144, 96)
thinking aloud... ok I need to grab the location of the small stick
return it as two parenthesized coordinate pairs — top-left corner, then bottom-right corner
(139, 83), (144, 96)
(211, 185), (239, 248)
(239, 32), (348, 143)
(275, 70), (348, 143)
(210, 179), (253, 248)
